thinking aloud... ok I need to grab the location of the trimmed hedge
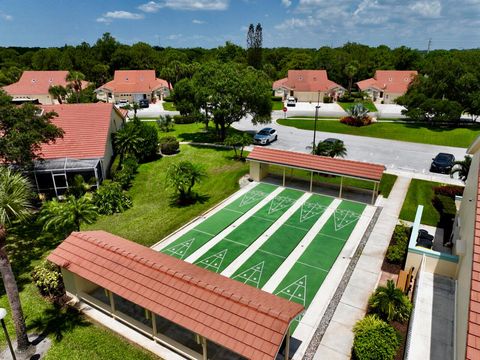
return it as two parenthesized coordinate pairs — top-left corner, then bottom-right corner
(173, 114), (198, 124)
(32, 261), (66, 301)
(163, 96), (174, 102)
(160, 136), (180, 155)
(93, 180), (132, 215)
(386, 225), (410, 264)
(271, 96), (283, 101)
(433, 185), (464, 198)
(353, 315), (400, 360)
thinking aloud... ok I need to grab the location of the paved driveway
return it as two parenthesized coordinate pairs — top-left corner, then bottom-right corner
(234, 114), (467, 180)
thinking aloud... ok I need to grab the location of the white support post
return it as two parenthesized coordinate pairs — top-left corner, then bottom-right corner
(151, 311), (157, 338)
(309, 171), (313, 192)
(282, 168), (286, 187)
(371, 182), (377, 205)
(285, 327), (291, 360)
(339, 176), (344, 198)
(108, 290), (116, 316)
(201, 336), (208, 360)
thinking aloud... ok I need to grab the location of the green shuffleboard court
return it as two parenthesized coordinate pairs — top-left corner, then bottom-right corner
(160, 183), (277, 259)
(193, 188), (304, 273)
(273, 200), (366, 330)
(231, 194), (333, 288)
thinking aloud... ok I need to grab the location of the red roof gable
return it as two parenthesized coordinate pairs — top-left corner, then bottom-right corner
(356, 70), (418, 94)
(48, 231), (304, 360)
(2, 71), (89, 96)
(98, 70), (169, 94)
(467, 167), (480, 359)
(273, 70), (343, 92)
(38, 103), (119, 160)
(247, 147), (385, 181)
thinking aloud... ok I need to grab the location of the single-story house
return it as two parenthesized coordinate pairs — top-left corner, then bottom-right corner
(273, 70), (345, 102)
(356, 70), (418, 104)
(33, 103), (125, 196)
(95, 70), (170, 104)
(2, 70), (89, 105)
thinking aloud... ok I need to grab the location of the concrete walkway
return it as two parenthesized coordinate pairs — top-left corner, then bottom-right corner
(311, 176), (411, 359)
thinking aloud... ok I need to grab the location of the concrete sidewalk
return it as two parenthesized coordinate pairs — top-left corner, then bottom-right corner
(311, 176), (411, 359)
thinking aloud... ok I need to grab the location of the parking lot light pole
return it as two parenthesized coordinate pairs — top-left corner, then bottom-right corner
(0, 308), (16, 360)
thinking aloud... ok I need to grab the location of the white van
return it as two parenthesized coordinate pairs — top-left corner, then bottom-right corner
(286, 96), (296, 107)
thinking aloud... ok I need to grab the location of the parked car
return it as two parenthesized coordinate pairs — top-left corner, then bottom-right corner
(254, 128), (278, 145)
(116, 99), (129, 108)
(430, 153), (455, 174)
(138, 99), (149, 108)
(286, 96), (296, 107)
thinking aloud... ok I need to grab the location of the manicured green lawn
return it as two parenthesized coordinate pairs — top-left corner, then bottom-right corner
(338, 101), (377, 112)
(162, 101), (176, 111)
(272, 100), (284, 110)
(399, 179), (443, 226)
(277, 119), (479, 148)
(84, 145), (249, 246)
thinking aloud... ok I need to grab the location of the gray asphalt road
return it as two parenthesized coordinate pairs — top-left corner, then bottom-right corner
(234, 112), (467, 179)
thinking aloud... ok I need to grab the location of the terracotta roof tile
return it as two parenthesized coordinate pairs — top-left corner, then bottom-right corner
(247, 147), (385, 181)
(97, 70), (169, 94)
(48, 231), (303, 359)
(356, 70), (418, 94)
(272, 70), (344, 92)
(36, 103), (124, 160)
(3, 71), (89, 96)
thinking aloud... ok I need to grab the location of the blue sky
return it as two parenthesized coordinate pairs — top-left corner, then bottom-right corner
(0, 0), (479, 49)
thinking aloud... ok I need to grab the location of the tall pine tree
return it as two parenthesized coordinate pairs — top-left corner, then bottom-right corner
(247, 23), (263, 69)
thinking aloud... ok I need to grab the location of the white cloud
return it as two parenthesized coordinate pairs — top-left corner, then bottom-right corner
(282, 0), (292, 7)
(192, 19), (206, 24)
(138, 0), (229, 12)
(0, 12), (12, 21)
(138, 1), (162, 12)
(97, 10), (144, 23)
(409, 0), (442, 17)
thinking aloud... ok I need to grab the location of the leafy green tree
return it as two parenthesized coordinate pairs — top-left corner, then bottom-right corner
(39, 195), (98, 234)
(314, 140), (347, 158)
(0, 168), (33, 351)
(224, 133), (252, 159)
(166, 161), (207, 203)
(93, 181), (132, 215)
(451, 155), (471, 182)
(48, 85), (68, 104)
(368, 280), (412, 323)
(0, 91), (64, 167)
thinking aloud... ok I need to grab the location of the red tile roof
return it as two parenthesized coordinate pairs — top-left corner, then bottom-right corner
(38, 103), (120, 160)
(467, 167), (480, 359)
(2, 71), (89, 96)
(98, 70), (169, 94)
(247, 147), (384, 181)
(356, 70), (418, 94)
(273, 70), (344, 92)
(48, 231), (303, 360)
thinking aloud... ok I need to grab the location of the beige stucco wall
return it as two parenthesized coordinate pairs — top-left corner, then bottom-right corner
(101, 109), (125, 179)
(405, 251), (457, 278)
(249, 162), (270, 181)
(293, 91), (326, 103)
(453, 150), (480, 360)
(11, 93), (55, 104)
(383, 92), (403, 104)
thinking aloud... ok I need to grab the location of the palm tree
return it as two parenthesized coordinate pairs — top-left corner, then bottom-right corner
(368, 279), (412, 323)
(344, 61), (359, 94)
(166, 161), (207, 203)
(314, 140), (347, 158)
(39, 196), (98, 234)
(0, 168), (33, 351)
(451, 155), (471, 182)
(113, 125), (143, 167)
(48, 85), (67, 104)
(66, 71), (85, 103)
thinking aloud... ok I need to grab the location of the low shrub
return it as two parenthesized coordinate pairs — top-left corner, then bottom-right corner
(113, 156), (138, 189)
(339, 93), (355, 102)
(93, 180), (132, 215)
(173, 114), (198, 124)
(271, 96), (283, 102)
(352, 315), (400, 360)
(163, 95), (174, 102)
(32, 261), (66, 302)
(160, 136), (180, 155)
(323, 96), (333, 103)
(340, 116), (372, 127)
(157, 114), (174, 132)
(386, 225), (410, 264)
(433, 185), (464, 198)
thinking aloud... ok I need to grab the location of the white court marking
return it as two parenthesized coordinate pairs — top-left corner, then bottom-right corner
(232, 261), (265, 288)
(195, 249), (227, 273)
(238, 190), (269, 208)
(300, 203), (327, 223)
(333, 209), (361, 231)
(276, 275), (307, 305)
(162, 238), (195, 259)
(268, 196), (298, 215)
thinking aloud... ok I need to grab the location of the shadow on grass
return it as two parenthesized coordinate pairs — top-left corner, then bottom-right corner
(29, 305), (89, 342)
(168, 193), (211, 208)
